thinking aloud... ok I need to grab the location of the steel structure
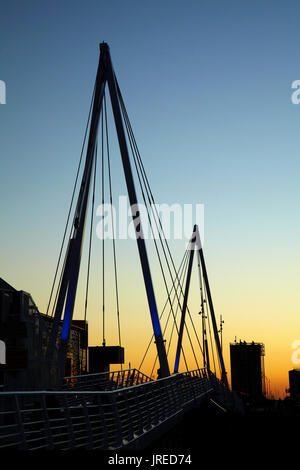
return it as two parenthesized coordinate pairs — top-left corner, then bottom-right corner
(195, 226), (229, 388)
(0, 368), (241, 450)
(0, 44), (244, 451)
(173, 225), (228, 388)
(46, 42), (170, 380)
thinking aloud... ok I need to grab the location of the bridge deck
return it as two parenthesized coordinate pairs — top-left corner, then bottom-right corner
(0, 368), (240, 450)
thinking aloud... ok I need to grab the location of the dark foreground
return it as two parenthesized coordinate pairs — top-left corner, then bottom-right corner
(6, 399), (298, 467)
(131, 398), (298, 466)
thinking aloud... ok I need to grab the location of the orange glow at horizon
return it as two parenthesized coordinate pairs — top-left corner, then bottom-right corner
(70, 245), (300, 400)
(3, 224), (298, 401)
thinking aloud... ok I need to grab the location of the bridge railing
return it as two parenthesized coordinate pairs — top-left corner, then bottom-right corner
(0, 368), (215, 450)
(62, 368), (152, 391)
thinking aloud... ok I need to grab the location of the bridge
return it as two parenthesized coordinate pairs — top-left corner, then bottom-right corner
(0, 368), (242, 450)
(0, 43), (244, 450)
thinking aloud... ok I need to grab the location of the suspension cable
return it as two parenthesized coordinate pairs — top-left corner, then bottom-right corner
(120, 101), (184, 368)
(165, 250), (189, 357)
(163, 248), (190, 370)
(172, 239), (201, 371)
(46, 84), (96, 317)
(138, 248), (189, 371)
(197, 250), (207, 368)
(203, 279), (217, 375)
(104, 93), (122, 349)
(81, 141), (98, 372)
(101, 105), (105, 346)
(150, 249), (191, 377)
(118, 85), (201, 334)
(126, 124), (180, 338)
(118, 87), (202, 371)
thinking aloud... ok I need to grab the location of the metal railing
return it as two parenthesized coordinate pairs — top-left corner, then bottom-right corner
(62, 368), (152, 391)
(0, 368), (219, 450)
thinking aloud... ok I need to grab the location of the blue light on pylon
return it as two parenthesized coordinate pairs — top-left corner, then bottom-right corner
(61, 298), (73, 341)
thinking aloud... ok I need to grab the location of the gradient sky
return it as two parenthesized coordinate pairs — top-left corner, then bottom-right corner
(1, 0), (300, 397)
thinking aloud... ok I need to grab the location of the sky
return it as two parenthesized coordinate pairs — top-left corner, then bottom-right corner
(1, 0), (300, 398)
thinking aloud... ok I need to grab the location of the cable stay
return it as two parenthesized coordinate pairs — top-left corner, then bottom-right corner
(195, 226), (229, 387)
(140, 223), (229, 386)
(119, 85), (224, 380)
(44, 43), (228, 389)
(140, 239), (204, 378)
(45, 43), (174, 384)
(117, 84), (206, 377)
(197, 251), (210, 371)
(140, 248), (191, 377)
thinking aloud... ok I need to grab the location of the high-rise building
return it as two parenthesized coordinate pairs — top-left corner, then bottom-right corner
(288, 369), (300, 400)
(230, 340), (265, 399)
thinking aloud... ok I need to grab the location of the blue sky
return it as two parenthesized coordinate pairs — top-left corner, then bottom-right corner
(1, 0), (300, 392)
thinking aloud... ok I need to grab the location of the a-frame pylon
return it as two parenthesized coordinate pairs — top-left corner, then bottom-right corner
(173, 225), (229, 388)
(46, 43), (170, 381)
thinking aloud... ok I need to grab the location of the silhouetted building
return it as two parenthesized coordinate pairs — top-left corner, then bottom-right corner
(288, 369), (300, 401)
(89, 346), (124, 373)
(0, 278), (88, 391)
(230, 340), (265, 399)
